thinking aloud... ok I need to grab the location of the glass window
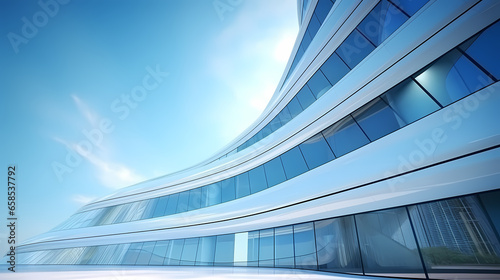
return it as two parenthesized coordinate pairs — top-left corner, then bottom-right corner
(275, 226), (295, 268)
(261, 123), (273, 139)
(281, 147), (309, 179)
(321, 52), (350, 85)
(234, 232), (249, 266)
(409, 196), (500, 279)
(299, 133), (335, 169)
(122, 243), (143, 265)
(338, 29), (376, 69)
(264, 157), (286, 187)
(352, 98), (405, 141)
(414, 49), (493, 107)
(357, 0), (409, 46)
(180, 238), (199, 265)
(287, 97), (303, 119)
(307, 13), (322, 39)
(460, 21), (500, 80)
(215, 234), (235, 265)
(176, 191), (190, 213)
(164, 239), (184, 266)
(479, 190), (500, 236)
(142, 198), (160, 219)
(152, 196), (169, 218)
(355, 207), (425, 278)
(322, 115), (369, 157)
(247, 231), (260, 267)
(307, 69), (332, 99)
(235, 172), (251, 199)
(221, 177), (236, 203)
(206, 182), (222, 206)
(296, 85), (316, 110)
(149, 240), (169, 265)
(259, 228), (275, 267)
(381, 78), (440, 124)
(294, 222), (318, 270)
(269, 115), (282, 132)
(278, 106), (293, 126)
(136, 241), (155, 265)
(249, 165), (268, 194)
(164, 193), (179, 216)
(188, 188), (202, 211)
(314, 0), (334, 23)
(196, 236), (216, 266)
(394, 0), (429, 16)
(315, 216), (362, 273)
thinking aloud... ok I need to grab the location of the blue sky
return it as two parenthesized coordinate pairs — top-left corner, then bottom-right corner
(0, 0), (297, 255)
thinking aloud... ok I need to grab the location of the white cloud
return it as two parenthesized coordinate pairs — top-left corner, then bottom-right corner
(71, 94), (99, 126)
(72, 194), (97, 205)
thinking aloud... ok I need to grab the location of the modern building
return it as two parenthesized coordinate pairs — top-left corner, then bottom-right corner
(7, 0), (500, 279)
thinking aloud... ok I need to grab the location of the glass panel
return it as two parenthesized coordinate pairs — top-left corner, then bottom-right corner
(142, 198), (160, 219)
(264, 157), (286, 187)
(414, 49), (493, 107)
(352, 98), (405, 141)
(381, 78), (440, 124)
(234, 232), (249, 266)
(259, 228), (275, 267)
(221, 177), (236, 203)
(393, 0), (429, 16)
(299, 133), (335, 169)
(269, 115), (282, 132)
(122, 243), (143, 265)
(188, 188), (202, 211)
(409, 196), (500, 279)
(196, 236), (216, 266)
(294, 222), (318, 270)
(337, 29), (376, 69)
(235, 172), (251, 199)
(275, 226), (295, 268)
(136, 241), (155, 265)
(478, 190), (500, 236)
(249, 165), (268, 194)
(206, 182), (222, 206)
(356, 208), (426, 278)
(357, 0), (409, 46)
(261, 123), (273, 139)
(164, 193), (179, 216)
(149, 240), (169, 265)
(460, 21), (500, 80)
(281, 146), (309, 179)
(314, 0), (334, 23)
(176, 191), (190, 213)
(287, 97), (303, 119)
(164, 239), (184, 266)
(278, 106), (293, 126)
(247, 231), (260, 267)
(180, 238), (199, 265)
(296, 85), (316, 110)
(152, 196), (169, 218)
(315, 216), (362, 273)
(307, 70), (332, 99)
(322, 115), (369, 157)
(215, 234), (235, 266)
(307, 13), (321, 39)
(321, 52), (351, 86)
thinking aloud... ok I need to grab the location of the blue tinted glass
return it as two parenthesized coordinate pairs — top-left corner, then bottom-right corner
(165, 239), (184, 266)
(122, 243), (143, 265)
(307, 70), (332, 98)
(315, 216), (362, 273)
(357, 0), (408, 46)
(196, 236), (216, 266)
(235, 172), (250, 198)
(337, 29), (376, 69)
(269, 115), (282, 132)
(176, 191), (189, 213)
(261, 123), (273, 139)
(321, 52), (350, 85)
(301, 32), (312, 52)
(141, 198), (159, 219)
(275, 226), (295, 268)
(281, 147), (309, 179)
(136, 241), (155, 265)
(247, 231), (260, 266)
(307, 13), (322, 38)
(149, 240), (169, 265)
(279, 106), (293, 126)
(394, 0), (428, 16)
(296, 85), (316, 109)
(288, 97), (303, 118)
(322, 115), (370, 157)
(314, 0), (334, 23)
(414, 49), (493, 106)
(264, 157), (286, 187)
(294, 222), (318, 270)
(206, 182), (222, 206)
(299, 133), (335, 169)
(188, 188), (202, 211)
(215, 234), (235, 265)
(164, 193), (179, 215)
(259, 229), (275, 267)
(461, 21), (500, 80)
(249, 165), (268, 193)
(352, 98), (405, 141)
(221, 177), (236, 203)
(200, 186), (210, 208)
(180, 238), (199, 265)
(152, 196), (169, 218)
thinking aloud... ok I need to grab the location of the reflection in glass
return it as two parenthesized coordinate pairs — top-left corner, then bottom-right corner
(235, 172), (251, 198)
(249, 166), (268, 193)
(215, 234), (235, 265)
(338, 29), (375, 69)
(247, 231), (260, 267)
(299, 133), (335, 169)
(180, 238), (199, 265)
(196, 236), (216, 266)
(259, 228), (275, 267)
(322, 115), (369, 157)
(308, 70), (332, 98)
(275, 226), (295, 268)
(136, 241), (155, 265)
(296, 85), (316, 110)
(149, 240), (169, 265)
(352, 98), (405, 141)
(294, 222), (318, 270)
(165, 239), (184, 266)
(264, 157), (286, 187)
(281, 147), (309, 179)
